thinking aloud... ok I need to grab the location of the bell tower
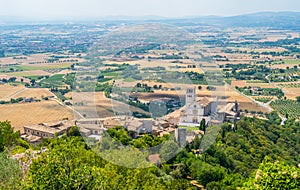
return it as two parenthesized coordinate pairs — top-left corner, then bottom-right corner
(186, 87), (196, 105)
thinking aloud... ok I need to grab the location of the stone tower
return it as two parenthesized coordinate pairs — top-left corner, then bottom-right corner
(186, 87), (196, 105)
(175, 128), (186, 148)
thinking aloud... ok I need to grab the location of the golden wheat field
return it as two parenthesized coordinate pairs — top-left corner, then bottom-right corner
(0, 84), (26, 101)
(283, 88), (300, 100)
(0, 84), (54, 101)
(0, 100), (74, 132)
(72, 92), (150, 119)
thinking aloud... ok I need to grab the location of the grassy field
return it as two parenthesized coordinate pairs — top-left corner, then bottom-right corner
(123, 78), (136, 82)
(6, 70), (51, 77)
(39, 74), (65, 87)
(0, 62), (73, 72)
(98, 78), (112, 83)
(102, 72), (120, 77)
(25, 75), (48, 81)
(283, 59), (300, 64)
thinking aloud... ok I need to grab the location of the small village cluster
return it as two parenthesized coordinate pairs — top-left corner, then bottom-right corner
(22, 88), (240, 146)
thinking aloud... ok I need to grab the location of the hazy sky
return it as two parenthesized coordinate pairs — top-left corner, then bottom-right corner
(1, 0), (300, 19)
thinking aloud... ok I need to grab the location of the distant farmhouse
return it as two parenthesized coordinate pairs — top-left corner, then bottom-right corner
(179, 87), (240, 126)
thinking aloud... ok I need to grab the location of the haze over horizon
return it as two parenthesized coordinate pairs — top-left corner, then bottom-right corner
(1, 0), (300, 20)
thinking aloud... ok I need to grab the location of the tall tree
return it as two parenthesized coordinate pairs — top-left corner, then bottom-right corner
(0, 151), (22, 189)
(0, 121), (20, 152)
(199, 119), (206, 133)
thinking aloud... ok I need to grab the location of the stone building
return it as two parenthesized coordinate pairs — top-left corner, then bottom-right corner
(23, 120), (75, 139)
(76, 116), (153, 139)
(175, 128), (187, 148)
(179, 87), (239, 126)
(180, 87), (217, 125)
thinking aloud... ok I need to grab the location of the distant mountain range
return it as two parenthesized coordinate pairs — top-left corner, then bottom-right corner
(1, 12), (300, 29)
(162, 12), (300, 29)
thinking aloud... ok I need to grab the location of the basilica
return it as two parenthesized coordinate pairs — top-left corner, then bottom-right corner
(179, 87), (239, 126)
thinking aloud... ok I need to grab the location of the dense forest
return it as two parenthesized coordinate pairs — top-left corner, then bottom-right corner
(0, 112), (299, 189)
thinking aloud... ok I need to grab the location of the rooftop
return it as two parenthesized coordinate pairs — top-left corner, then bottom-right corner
(24, 120), (75, 134)
(218, 102), (236, 115)
(197, 97), (211, 107)
(126, 119), (143, 131)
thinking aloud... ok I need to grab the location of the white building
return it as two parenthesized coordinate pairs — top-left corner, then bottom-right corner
(179, 87), (239, 126)
(180, 88), (216, 125)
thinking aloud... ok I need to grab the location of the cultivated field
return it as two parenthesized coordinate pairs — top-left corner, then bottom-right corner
(0, 100), (74, 132)
(0, 73), (30, 83)
(282, 88), (300, 100)
(0, 53), (85, 66)
(72, 92), (150, 119)
(0, 84), (55, 101)
(0, 54), (49, 65)
(7, 70), (51, 77)
(9, 88), (54, 100)
(0, 84), (26, 101)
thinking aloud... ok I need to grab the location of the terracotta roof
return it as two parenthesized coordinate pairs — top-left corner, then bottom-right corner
(197, 97), (210, 107)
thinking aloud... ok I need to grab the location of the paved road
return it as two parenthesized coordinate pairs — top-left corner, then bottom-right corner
(265, 74), (287, 125)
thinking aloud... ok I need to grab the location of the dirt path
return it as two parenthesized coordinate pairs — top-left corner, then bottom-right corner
(4, 88), (27, 100)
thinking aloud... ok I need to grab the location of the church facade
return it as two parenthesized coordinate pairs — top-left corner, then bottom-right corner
(179, 87), (239, 126)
